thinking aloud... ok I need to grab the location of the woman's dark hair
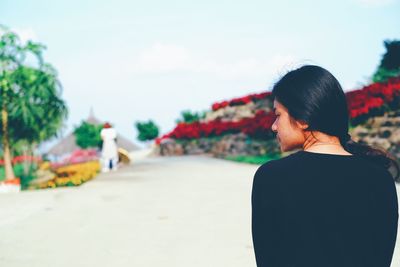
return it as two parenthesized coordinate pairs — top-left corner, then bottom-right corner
(271, 65), (399, 182)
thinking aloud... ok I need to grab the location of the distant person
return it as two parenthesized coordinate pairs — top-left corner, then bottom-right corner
(100, 122), (118, 172)
(251, 65), (399, 267)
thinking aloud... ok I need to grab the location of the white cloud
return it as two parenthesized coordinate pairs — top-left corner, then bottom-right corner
(130, 43), (298, 80)
(353, 0), (397, 7)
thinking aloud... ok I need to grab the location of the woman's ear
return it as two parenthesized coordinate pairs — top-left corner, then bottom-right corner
(296, 120), (309, 130)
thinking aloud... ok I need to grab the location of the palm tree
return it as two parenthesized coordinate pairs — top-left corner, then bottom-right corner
(0, 25), (68, 181)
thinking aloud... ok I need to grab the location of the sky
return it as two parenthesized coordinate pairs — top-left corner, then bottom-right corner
(1, 0), (399, 149)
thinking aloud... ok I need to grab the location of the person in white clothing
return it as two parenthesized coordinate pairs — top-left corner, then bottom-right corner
(100, 122), (119, 172)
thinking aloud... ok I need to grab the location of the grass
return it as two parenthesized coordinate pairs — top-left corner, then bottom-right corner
(225, 154), (282, 165)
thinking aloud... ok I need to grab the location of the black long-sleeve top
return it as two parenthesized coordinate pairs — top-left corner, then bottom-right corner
(251, 150), (399, 267)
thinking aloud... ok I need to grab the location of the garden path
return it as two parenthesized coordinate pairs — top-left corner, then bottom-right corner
(0, 152), (399, 267)
(0, 154), (258, 267)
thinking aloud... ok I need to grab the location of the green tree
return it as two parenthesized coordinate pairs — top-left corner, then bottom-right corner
(135, 120), (159, 142)
(372, 40), (400, 83)
(0, 25), (68, 181)
(175, 110), (205, 124)
(73, 121), (103, 149)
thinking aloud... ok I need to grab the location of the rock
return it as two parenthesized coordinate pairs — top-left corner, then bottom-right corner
(157, 133), (281, 158)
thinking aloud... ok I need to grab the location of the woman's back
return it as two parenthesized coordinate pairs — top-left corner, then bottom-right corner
(251, 150), (399, 267)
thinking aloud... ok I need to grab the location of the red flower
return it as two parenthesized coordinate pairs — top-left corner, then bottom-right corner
(211, 91), (272, 111)
(155, 76), (400, 144)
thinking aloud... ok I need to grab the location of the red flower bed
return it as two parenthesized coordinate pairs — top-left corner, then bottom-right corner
(156, 110), (277, 144)
(346, 77), (400, 119)
(158, 77), (400, 144)
(211, 92), (272, 111)
(0, 155), (42, 166)
(51, 149), (99, 169)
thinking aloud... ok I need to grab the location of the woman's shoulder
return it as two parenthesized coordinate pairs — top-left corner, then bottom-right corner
(256, 151), (302, 173)
(253, 154), (295, 185)
(254, 150), (353, 183)
(255, 158), (279, 176)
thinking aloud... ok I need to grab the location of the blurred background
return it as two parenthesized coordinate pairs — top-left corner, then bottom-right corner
(0, 0), (399, 266)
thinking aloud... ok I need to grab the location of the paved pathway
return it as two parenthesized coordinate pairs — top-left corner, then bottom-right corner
(0, 155), (258, 267)
(0, 153), (399, 266)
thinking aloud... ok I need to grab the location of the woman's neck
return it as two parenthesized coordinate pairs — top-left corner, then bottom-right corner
(303, 143), (352, 155)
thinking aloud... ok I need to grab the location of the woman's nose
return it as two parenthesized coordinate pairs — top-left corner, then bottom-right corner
(271, 122), (277, 132)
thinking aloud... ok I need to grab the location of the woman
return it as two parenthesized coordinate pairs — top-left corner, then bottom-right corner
(251, 65), (399, 267)
(100, 122), (119, 172)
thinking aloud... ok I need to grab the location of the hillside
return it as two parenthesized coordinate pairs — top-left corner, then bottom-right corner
(155, 77), (400, 162)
